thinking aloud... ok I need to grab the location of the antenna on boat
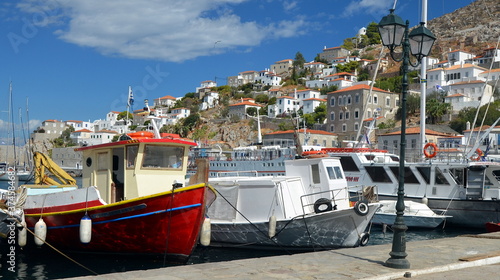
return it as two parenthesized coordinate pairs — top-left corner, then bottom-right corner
(144, 99), (161, 139)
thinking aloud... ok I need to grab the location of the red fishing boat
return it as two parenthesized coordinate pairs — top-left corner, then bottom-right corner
(22, 122), (215, 262)
(485, 222), (500, 233)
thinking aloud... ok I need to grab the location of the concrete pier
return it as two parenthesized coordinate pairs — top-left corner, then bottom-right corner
(68, 232), (500, 280)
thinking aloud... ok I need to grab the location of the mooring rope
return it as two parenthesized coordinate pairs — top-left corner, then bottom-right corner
(5, 211), (98, 276)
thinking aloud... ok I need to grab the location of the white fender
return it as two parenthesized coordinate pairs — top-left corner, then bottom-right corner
(34, 218), (47, 246)
(421, 197), (429, 205)
(79, 215), (92, 244)
(200, 217), (211, 246)
(268, 215), (277, 238)
(18, 218), (27, 247)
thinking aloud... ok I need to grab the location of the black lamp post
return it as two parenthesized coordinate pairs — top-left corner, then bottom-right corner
(378, 9), (436, 269)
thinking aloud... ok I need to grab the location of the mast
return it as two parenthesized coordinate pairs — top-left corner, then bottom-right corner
(419, 0), (428, 158)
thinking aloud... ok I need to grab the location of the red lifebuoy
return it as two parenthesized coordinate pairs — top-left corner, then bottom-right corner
(423, 143), (438, 158)
(302, 150), (326, 157)
(470, 148), (483, 161)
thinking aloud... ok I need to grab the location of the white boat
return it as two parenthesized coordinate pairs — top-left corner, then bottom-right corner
(372, 200), (451, 228)
(205, 156), (379, 250)
(323, 146), (500, 228)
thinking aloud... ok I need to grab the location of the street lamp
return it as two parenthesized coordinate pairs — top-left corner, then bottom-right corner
(378, 9), (436, 269)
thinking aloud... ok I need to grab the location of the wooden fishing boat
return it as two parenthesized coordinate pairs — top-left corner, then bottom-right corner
(485, 222), (500, 233)
(21, 125), (215, 262)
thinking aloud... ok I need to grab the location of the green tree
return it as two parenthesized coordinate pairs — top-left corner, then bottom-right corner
(336, 61), (359, 73)
(293, 52), (306, 69)
(117, 111), (133, 120)
(254, 94), (269, 103)
(246, 107), (257, 117)
(426, 98), (451, 124)
(365, 22), (381, 45)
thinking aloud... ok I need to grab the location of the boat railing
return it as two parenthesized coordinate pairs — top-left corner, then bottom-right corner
(299, 187), (350, 215)
(214, 170), (259, 177)
(348, 185), (379, 203)
(383, 146), (469, 164)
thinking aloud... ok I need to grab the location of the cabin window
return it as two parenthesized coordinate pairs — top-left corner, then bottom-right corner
(142, 145), (184, 169)
(326, 166), (343, 180)
(311, 164), (321, 184)
(339, 156), (360, 171)
(126, 145), (139, 168)
(435, 167), (449, 185)
(416, 167), (431, 184)
(449, 168), (465, 185)
(390, 167), (420, 184)
(365, 166), (392, 183)
(97, 152), (108, 171)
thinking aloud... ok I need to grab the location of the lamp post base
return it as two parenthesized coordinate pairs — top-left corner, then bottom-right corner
(385, 257), (410, 269)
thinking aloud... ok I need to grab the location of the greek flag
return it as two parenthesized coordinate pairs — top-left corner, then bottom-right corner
(128, 86), (134, 107)
(435, 85), (444, 92)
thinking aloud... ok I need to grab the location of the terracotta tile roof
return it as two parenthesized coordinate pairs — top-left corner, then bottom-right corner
(481, 68), (500, 74)
(66, 120), (82, 123)
(450, 80), (484, 86)
(265, 129), (335, 136)
(72, 129), (92, 133)
(323, 46), (341, 51)
(363, 116), (384, 122)
(229, 101), (263, 107)
(445, 93), (466, 98)
(157, 95), (176, 100)
(277, 96), (295, 99)
(275, 59), (293, 63)
(334, 72), (354, 76)
(383, 127), (448, 136)
(327, 84), (393, 94)
(463, 125), (500, 132)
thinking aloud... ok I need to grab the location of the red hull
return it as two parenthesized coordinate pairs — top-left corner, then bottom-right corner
(485, 222), (500, 233)
(25, 184), (211, 262)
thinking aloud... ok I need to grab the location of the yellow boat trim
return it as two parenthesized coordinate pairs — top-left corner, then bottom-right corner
(26, 183), (213, 217)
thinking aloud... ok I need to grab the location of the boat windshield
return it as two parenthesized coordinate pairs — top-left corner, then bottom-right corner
(142, 145), (184, 169)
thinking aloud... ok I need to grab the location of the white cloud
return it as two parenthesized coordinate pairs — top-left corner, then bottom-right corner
(16, 0), (308, 62)
(343, 0), (394, 18)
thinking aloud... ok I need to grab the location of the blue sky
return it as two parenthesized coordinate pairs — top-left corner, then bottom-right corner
(0, 0), (475, 134)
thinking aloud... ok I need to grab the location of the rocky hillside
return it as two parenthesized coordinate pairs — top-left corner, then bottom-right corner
(428, 0), (500, 58)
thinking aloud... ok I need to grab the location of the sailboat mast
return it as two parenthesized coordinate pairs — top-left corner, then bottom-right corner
(9, 82), (18, 166)
(419, 0), (428, 158)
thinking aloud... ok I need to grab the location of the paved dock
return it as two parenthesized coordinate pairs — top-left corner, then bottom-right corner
(68, 232), (500, 280)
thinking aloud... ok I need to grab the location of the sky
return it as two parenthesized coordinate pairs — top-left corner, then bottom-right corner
(0, 0), (476, 136)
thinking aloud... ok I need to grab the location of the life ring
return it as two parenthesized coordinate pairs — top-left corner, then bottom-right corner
(127, 131), (154, 139)
(470, 148), (483, 161)
(423, 143), (438, 158)
(302, 150), (326, 157)
(313, 198), (333, 214)
(359, 232), (370, 246)
(354, 201), (369, 216)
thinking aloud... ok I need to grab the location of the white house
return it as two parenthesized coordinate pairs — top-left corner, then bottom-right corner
(303, 98), (326, 115)
(199, 92), (219, 111)
(196, 80), (217, 93)
(228, 99), (263, 119)
(427, 63), (488, 92)
(70, 129), (93, 146)
(268, 96), (299, 118)
(444, 80), (493, 115)
(255, 70), (282, 87)
(154, 95), (177, 108)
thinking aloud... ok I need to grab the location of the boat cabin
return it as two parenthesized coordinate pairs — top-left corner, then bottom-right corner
(76, 136), (197, 204)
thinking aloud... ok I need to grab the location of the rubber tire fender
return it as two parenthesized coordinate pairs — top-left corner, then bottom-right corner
(354, 200), (369, 216)
(313, 198), (333, 214)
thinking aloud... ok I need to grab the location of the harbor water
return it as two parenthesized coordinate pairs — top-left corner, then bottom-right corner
(0, 180), (486, 280)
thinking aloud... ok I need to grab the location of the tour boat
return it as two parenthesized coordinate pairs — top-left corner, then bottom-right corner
(324, 146), (500, 228)
(20, 124), (215, 261)
(205, 156), (379, 250)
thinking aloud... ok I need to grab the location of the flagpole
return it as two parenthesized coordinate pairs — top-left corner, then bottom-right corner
(126, 86), (133, 133)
